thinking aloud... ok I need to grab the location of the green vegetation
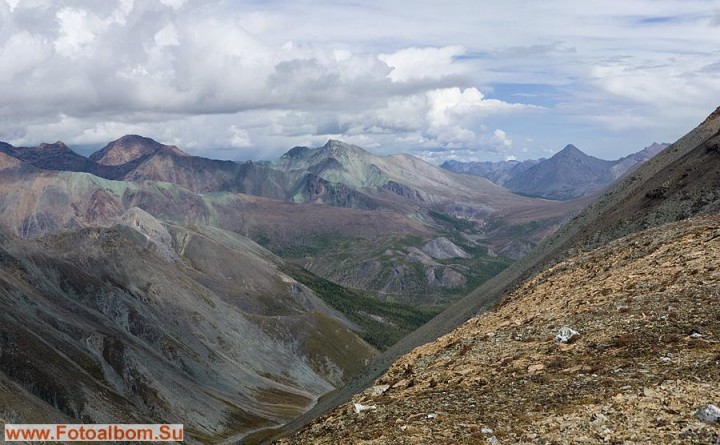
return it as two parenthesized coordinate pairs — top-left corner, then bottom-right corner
(282, 263), (442, 350)
(428, 209), (476, 232)
(257, 232), (360, 259)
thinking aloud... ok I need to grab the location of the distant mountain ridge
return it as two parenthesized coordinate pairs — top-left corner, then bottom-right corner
(442, 142), (669, 200)
(505, 144), (616, 200)
(440, 158), (539, 186)
(0, 136), (537, 212)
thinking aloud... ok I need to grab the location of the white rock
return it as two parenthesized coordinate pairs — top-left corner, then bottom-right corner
(371, 384), (390, 396)
(695, 404), (720, 424)
(354, 403), (377, 414)
(555, 327), (580, 343)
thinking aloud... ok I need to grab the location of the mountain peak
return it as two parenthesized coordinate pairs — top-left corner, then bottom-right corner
(322, 139), (370, 155)
(37, 141), (69, 150)
(280, 145), (312, 159)
(89, 134), (188, 166)
(556, 144), (585, 156)
(279, 140), (370, 161)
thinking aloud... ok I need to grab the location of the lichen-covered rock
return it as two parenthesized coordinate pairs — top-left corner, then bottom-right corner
(695, 404), (720, 424)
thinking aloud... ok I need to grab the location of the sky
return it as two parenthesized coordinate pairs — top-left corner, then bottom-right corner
(0, 0), (719, 162)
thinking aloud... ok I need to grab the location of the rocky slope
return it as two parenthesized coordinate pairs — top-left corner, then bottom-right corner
(280, 215), (720, 444)
(0, 214), (378, 443)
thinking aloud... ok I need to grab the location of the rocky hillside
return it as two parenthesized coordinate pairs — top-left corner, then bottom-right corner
(0, 215), (381, 443)
(279, 215), (720, 444)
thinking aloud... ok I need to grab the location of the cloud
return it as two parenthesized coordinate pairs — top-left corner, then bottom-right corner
(0, 31), (51, 80)
(154, 23), (179, 47)
(489, 129), (512, 151)
(54, 8), (99, 58)
(379, 46), (466, 82)
(0, 0), (717, 163)
(227, 125), (252, 148)
(158, 0), (187, 10)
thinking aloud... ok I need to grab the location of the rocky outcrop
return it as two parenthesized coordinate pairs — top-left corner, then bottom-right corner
(421, 237), (470, 260)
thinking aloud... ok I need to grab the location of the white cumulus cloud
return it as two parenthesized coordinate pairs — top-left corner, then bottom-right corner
(379, 46), (466, 82)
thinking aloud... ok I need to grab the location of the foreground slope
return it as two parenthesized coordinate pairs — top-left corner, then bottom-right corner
(282, 216), (720, 444)
(271, 107), (720, 441)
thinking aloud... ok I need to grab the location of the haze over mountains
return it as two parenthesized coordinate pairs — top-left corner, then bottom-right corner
(442, 142), (668, 200)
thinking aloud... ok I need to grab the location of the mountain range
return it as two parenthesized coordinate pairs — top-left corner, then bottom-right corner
(0, 135), (581, 305)
(0, 132), (592, 442)
(442, 142), (668, 200)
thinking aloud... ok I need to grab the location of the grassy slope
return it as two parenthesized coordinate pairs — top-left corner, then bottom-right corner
(282, 263), (441, 351)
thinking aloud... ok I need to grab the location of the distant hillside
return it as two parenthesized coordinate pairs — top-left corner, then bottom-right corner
(0, 141), (99, 173)
(441, 158), (538, 186)
(442, 143), (669, 200)
(90, 134), (188, 165)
